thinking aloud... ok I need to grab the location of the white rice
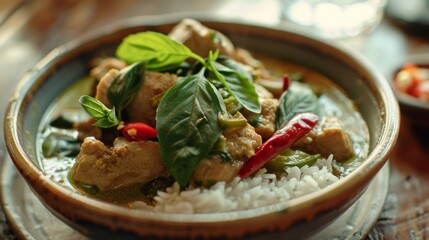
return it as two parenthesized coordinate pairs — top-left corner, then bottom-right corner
(131, 155), (338, 213)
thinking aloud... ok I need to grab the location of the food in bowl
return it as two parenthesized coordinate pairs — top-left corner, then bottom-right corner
(39, 19), (369, 214)
(393, 63), (429, 102)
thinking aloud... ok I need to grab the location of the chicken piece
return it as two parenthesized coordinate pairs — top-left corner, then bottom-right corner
(233, 48), (263, 70)
(73, 137), (168, 191)
(94, 70), (178, 127)
(126, 72), (178, 127)
(255, 98), (279, 140)
(223, 124), (262, 162)
(242, 98), (279, 140)
(95, 69), (119, 108)
(191, 125), (261, 185)
(293, 116), (354, 161)
(89, 58), (127, 81)
(168, 18), (235, 58)
(192, 155), (243, 185)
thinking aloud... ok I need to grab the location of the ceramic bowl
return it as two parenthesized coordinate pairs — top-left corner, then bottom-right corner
(4, 16), (400, 239)
(390, 53), (429, 127)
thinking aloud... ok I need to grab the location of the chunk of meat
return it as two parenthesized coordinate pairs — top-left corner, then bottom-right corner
(191, 124), (261, 184)
(192, 155), (243, 185)
(95, 69), (119, 108)
(242, 98), (279, 140)
(126, 72), (178, 127)
(293, 116), (354, 161)
(94, 70), (178, 127)
(73, 137), (168, 191)
(255, 98), (279, 139)
(168, 18), (235, 58)
(223, 124), (262, 162)
(89, 57), (127, 81)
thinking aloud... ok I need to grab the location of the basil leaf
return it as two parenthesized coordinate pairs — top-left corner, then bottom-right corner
(209, 60), (261, 114)
(276, 83), (319, 129)
(116, 31), (204, 70)
(79, 95), (109, 118)
(156, 69), (226, 187)
(108, 61), (145, 119)
(218, 57), (253, 83)
(79, 95), (119, 128)
(93, 117), (118, 128)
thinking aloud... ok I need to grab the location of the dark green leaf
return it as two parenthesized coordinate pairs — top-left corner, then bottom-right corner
(115, 31), (204, 70)
(50, 115), (74, 129)
(79, 95), (109, 118)
(92, 116), (118, 128)
(209, 60), (261, 114)
(156, 69), (226, 187)
(108, 61), (145, 118)
(79, 95), (119, 128)
(276, 83), (319, 129)
(218, 57), (253, 83)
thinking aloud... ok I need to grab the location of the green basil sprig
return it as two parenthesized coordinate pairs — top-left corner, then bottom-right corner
(208, 58), (261, 114)
(115, 31), (262, 187)
(79, 95), (119, 128)
(108, 61), (145, 120)
(116, 31), (205, 70)
(276, 83), (319, 129)
(116, 32), (261, 114)
(156, 69), (226, 187)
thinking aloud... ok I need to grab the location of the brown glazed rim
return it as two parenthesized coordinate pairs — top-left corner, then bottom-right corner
(4, 14), (400, 238)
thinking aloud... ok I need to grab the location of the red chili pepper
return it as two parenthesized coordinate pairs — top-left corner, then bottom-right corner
(238, 112), (318, 179)
(121, 122), (157, 141)
(282, 74), (290, 92)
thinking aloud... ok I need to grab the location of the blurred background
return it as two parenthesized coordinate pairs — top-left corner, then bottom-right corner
(0, 0), (429, 239)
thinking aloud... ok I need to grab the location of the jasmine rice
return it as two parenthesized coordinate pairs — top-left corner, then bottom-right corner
(131, 155), (338, 213)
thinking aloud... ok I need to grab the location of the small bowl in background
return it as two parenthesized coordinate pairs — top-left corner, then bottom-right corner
(390, 53), (429, 127)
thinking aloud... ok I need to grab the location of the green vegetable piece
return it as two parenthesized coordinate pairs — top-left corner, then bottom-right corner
(208, 59), (261, 114)
(108, 61), (145, 120)
(79, 95), (119, 128)
(218, 111), (247, 128)
(116, 31), (205, 70)
(265, 149), (321, 172)
(156, 69), (226, 187)
(276, 83), (319, 129)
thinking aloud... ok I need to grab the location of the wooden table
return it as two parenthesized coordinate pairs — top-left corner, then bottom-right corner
(0, 0), (428, 239)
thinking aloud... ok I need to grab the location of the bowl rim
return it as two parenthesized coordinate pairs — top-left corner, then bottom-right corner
(3, 14), (400, 236)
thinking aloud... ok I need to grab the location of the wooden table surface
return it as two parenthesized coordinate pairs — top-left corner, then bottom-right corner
(0, 0), (428, 239)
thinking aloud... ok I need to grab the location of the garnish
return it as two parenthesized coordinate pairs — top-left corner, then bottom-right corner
(116, 31), (205, 70)
(114, 32), (263, 186)
(239, 112), (319, 178)
(156, 68), (226, 187)
(276, 83), (319, 129)
(109, 31), (262, 186)
(108, 61), (146, 120)
(79, 95), (119, 128)
(116, 32), (261, 114)
(121, 122), (157, 141)
(208, 55), (261, 114)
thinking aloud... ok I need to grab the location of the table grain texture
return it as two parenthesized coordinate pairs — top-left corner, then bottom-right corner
(0, 0), (428, 239)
